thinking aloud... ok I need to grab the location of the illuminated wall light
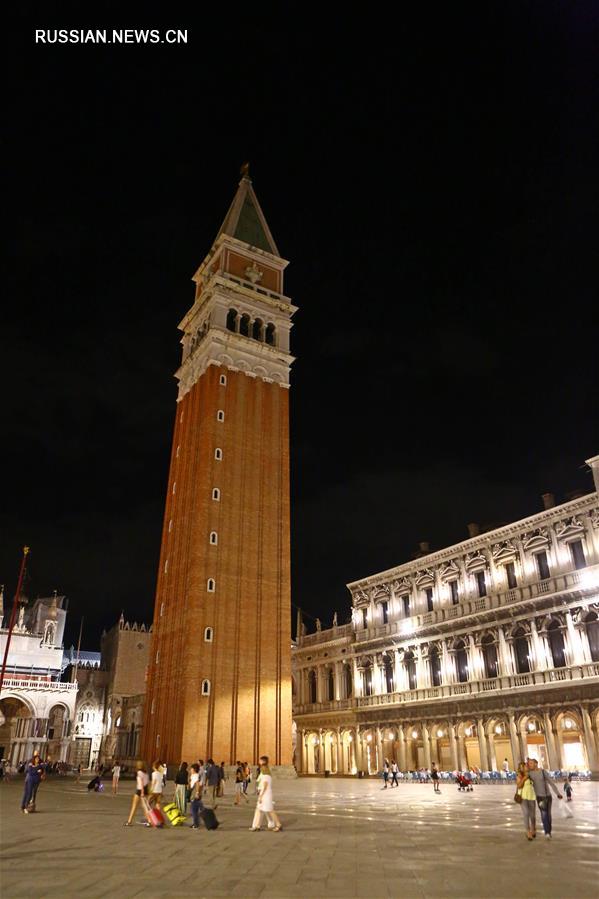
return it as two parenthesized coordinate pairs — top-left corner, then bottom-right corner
(367, 734), (372, 742)
(388, 732), (395, 740)
(495, 725), (502, 735)
(565, 719), (573, 729)
(412, 730), (418, 739)
(528, 722), (536, 732)
(465, 727), (472, 736)
(437, 729), (444, 738)
(348, 735), (353, 742)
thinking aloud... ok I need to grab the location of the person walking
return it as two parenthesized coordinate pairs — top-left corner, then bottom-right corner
(390, 760), (399, 787)
(217, 761), (226, 797)
(527, 758), (562, 838)
(250, 756), (282, 832)
(431, 763), (441, 793)
(148, 760), (164, 814)
(502, 758), (510, 778)
(189, 763), (204, 829)
(20, 754), (45, 814)
(112, 762), (121, 794)
(382, 759), (390, 788)
(124, 762), (149, 826)
(564, 775), (573, 802)
(174, 762), (189, 815)
(243, 762), (251, 795)
(234, 761), (249, 805)
(75, 763), (82, 785)
(516, 762), (537, 841)
(205, 759), (220, 807)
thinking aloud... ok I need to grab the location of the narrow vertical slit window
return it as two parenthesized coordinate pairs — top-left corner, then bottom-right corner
(207, 578), (215, 592)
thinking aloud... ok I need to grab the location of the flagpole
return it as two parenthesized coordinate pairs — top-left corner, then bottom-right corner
(0, 547), (30, 692)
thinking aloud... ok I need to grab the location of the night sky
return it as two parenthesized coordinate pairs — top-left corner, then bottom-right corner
(3, 5), (598, 649)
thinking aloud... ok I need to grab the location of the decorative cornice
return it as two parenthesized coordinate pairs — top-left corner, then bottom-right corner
(347, 494), (597, 593)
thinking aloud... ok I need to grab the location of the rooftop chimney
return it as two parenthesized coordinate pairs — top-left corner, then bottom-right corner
(541, 492), (555, 510)
(467, 522), (480, 538)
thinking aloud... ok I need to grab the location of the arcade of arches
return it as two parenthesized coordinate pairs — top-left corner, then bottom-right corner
(0, 698), (72, 765)
(295, 705), (599, 775)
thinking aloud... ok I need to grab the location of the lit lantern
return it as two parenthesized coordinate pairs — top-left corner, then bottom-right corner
(412, 730), (418, 739)
(437, 729), (444, 738)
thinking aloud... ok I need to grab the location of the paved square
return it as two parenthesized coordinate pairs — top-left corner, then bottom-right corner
(1, 776), (597, 898)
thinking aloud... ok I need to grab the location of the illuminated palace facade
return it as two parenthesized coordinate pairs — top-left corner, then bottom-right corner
(292, 456), (599, 776)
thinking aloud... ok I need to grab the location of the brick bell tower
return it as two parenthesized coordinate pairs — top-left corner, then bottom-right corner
(142, 173), (296, 770)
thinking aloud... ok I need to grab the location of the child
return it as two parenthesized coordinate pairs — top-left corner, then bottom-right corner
(564, 775), (573, 802)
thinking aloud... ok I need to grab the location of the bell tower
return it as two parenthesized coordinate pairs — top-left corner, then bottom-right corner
(142, 174), (296, 769)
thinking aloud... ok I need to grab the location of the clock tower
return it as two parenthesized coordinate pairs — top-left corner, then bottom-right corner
(142, 174), (296, 769)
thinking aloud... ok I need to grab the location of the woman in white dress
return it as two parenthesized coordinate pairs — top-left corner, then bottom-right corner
(250, 756), (282, 832)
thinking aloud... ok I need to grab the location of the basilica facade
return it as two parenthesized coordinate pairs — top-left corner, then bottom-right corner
(292, 456), (599, 777)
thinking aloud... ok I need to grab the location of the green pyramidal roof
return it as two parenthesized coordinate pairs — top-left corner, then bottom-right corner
(216, 177), (280, 256)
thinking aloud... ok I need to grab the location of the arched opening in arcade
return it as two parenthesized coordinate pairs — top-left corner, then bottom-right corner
(363, 730), (378, 774)
(458, 721), (482, 770)
(486, 718), (511, 771)
(47, 703), (70, 761)
(0, 696), (38, 766)
(519, 714), (546, 767)
(555, 711), (587, 770)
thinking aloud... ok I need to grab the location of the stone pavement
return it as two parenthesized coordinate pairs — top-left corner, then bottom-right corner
(1, 776), (598, 898)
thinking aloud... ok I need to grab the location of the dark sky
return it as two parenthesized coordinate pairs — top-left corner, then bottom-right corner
(3, 4), (598, 648)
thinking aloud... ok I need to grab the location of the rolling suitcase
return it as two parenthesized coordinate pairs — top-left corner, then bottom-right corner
(163, 802), (187, 826)
(200, 808), (219, 830)
(142, 798), (164, 828)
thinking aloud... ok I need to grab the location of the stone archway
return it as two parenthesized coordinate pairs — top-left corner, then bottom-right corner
(0, 696), (35, 766)
(553, 710), (587, 771)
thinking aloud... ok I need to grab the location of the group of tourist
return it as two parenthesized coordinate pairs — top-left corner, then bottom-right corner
(124, 755), (282, 831)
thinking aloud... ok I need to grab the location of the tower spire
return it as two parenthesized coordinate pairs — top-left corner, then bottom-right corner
(215, 173), (279, 255)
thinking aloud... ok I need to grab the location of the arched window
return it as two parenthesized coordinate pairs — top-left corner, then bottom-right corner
(345, 664), (353, 697)
(219, 373), (227, 386)
(547, 619), (566, 668)
(239, 313), (250, 337)
(383, 655), (394, 692)
(585, 612), (599, 662)
(265, 322), (276, 346)
(363, 664), (373, 696)
(455, 640), (469, 682)
(209, 531), (218, 545)
(430, 647), (442, 686)
(212, 488), (220, 501)
(404, 652), (417, 690)
(308, 670), (317, 704)
(328, 668), (335, 701)
(204, 627), (213, 643)
(217, 410), (225, 422)
(201, 679), (211, 696)
(214, 448), (222, 461)
(482, 634), (498, 679)
(514, 628), (530, 673)
(226, 309), (238, 332)
(207, 578), (215, 592)
(252, 318), (264, 341)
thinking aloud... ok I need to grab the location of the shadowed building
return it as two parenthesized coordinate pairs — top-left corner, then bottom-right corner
(142, 175), (296, 769)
